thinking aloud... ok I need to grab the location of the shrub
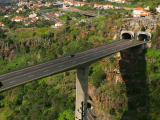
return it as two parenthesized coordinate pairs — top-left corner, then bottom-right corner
(109, 108), (116, 115)
(92, 68), (106, 88)
(24, 45), (30, 53)
(117, 108), (123, 113)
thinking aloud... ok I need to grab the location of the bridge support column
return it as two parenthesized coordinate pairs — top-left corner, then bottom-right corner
(75, 67), (88, 120)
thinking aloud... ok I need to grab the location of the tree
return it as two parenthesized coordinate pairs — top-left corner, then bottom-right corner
(150, 7), (156, 13)
(92, 68), (106, 88)
(24, 5), (27, 9)
(24, 45), (30, 53)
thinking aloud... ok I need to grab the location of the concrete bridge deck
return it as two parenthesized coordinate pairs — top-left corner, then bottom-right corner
(0, 40), (145, 92)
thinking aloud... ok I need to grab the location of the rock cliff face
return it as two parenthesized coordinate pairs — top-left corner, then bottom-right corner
(88, 48), (147, 119)
(0, 38), (51, 61)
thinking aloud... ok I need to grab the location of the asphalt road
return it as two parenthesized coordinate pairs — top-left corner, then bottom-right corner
(87, 108), (98, 120)
(0, 40), (145, 92)
(37, 10), (62, 23)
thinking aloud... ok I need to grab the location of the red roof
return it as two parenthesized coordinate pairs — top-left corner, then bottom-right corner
(49, 14), (56, 18)
(133, 7), (149, 14)
(0, 8), (7, 11)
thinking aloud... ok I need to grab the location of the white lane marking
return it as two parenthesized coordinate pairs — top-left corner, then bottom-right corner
(28, 75), (34, 77)
(87, 116), (90, 120)
(44, 70), (50, 72)
(87, 109), (95, 120)
(9, 81), (15, 83)
(16, 72), (22, 74)
(94, 54), (97, 56)
(84, 57), (87, 59)
(72, 61), (76, 63)
(0, 77), (4, 80)
(59, 65), (63, 67)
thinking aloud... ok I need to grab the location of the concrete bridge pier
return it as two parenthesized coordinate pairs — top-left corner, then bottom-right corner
(75, 66), (88, 120)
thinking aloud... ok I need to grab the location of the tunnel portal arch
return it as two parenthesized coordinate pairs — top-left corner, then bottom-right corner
(122, 33), (132, 39)
(137, 34), (148, 41)
(137, 32), (151, 41)
(121, 31), (134, 40)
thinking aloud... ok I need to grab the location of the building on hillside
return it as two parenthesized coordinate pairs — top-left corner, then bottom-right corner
(93, 4), (103, 9)
(36, 8), (40, 11)
(25, 21), (31, 26)
(31, 17), (38, 24)
(144, 6), (150, 10)
(38, 1), (42, 4)
(4, 14), (9, 18)
(11, 16), (24, 22)
(0, 21), (4, 27)
(105, 0), (125, 3)
(35, 16), (41, 20)
(16, 9), (20, 13)
(156, 5), (160, 13)
(16, 8), (26, 13)
(25, 16), (30, 21)
(29, 12), (37, 18)
(45, 2), (52, 7)
(132, 7), (150, 17)
(38, 3), (45, 7)
(0, 8), (7, 13)
(79, 19), (86, 23)
(114, 0), (125, 3)
(49, 14), (56, 18)
(55, 12), (63, 17)
(74, 1), (85, 6)
(55, 22), (63, 27)
(103, 4), (114, 9)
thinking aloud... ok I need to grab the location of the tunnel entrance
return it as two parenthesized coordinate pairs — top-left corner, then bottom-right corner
(138, 34), (148, 41)
(122, 33), (132, 39)
(87, 103), (91, 108)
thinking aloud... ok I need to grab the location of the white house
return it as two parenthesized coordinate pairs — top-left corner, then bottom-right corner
(103, 4), (114, 10)
(79, 19), (86, 23)
(94, 4), (103, 9)
(4, 14), (9, 18)
(45, 2), (52, 7)
(144, 6), (150, 10)
(29, 13), (37, 18)
(55, 12), (63, 17)
(105, 0), (125, 3)
(132, 7), (150, 18)
(156, 5), (160, 13)
(74, 1), (85, 6)
(55, 22), (63, 27)
(0, 21), (4, 27)
(11, 16), (24, 22)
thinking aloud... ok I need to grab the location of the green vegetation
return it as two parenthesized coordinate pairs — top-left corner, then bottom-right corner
(0, 3), (160, 120)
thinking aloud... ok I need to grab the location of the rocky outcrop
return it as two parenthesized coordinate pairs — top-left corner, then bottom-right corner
(88, 48), (147, 119)
(0, 38), (51, 61)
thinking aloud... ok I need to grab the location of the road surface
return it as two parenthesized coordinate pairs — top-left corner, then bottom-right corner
(0, 40), (145, 92)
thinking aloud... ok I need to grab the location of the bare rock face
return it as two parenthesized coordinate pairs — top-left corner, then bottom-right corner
(0, 38), (52, 61)
(152, 36), (160, 50)
(88, 49), (147, 120)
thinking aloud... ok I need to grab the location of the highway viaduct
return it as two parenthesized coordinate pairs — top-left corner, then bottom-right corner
(0, 32), (151, 119)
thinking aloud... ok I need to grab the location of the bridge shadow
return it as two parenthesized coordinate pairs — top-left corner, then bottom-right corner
(0, 93), (5, 108)
(120, 48), (150, 120)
